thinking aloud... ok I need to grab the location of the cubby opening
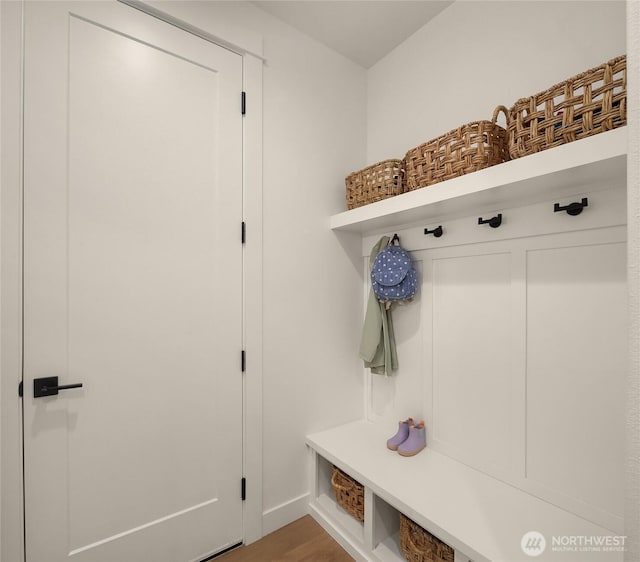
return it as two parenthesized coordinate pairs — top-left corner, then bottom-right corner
(371, 495), (402, 561)
(314, 455), (365, 545)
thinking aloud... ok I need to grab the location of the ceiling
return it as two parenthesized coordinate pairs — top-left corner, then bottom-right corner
(251, 1), (453, 68)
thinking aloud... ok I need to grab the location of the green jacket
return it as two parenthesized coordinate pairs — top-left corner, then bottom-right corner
(359, 236), (398, 375)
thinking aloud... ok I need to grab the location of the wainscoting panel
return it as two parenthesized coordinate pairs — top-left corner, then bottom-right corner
(363, 187), (627, 530)
(429, 251), (515, 474)
(526, 241), (627, 520)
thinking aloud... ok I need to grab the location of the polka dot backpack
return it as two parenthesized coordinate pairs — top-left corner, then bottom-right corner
(371, 235), (418, 303)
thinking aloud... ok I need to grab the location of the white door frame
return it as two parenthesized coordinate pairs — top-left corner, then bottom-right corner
(0, 2), (264, 559)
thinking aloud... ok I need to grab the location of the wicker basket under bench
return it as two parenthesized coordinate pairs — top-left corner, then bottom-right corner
(330, 465), (365, 522)
(331, 466), (456, 561)
(400, 514), (455, 562)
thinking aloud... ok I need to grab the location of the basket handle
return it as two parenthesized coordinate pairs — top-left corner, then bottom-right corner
(492, 105), (510, 127)
(331, 469), (341, 489)
(405, 522), (422, 551)
(331, 468), (351, 491)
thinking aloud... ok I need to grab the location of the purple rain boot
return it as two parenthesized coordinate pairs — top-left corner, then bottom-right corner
(386, 418), (413, 450)
(398, 420), (426, 457)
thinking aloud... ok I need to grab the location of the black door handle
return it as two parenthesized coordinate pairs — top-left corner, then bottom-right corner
(34, 376), (83, 398)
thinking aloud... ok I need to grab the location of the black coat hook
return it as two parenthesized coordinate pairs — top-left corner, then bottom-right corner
(554, 198), (588, 216)
(478, 213), (502, 228)
(390, 233), (400, 245)
(424, 225), (443, 237)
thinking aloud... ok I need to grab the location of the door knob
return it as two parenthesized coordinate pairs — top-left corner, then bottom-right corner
(33, 376), (83, 398)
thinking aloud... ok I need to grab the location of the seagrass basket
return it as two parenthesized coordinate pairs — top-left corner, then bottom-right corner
(400, 514), (454, 562)
(345, 159), (404, 210)
(330, 466), (364, 522)
(404, 105), (510, 191)
(508, 55), (626, 159)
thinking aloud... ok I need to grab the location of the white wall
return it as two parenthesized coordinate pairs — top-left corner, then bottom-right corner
(0, 6), (3, 559)
(367, 0), (627, 164)
(626, 2), (640, 560)
(145, 0), (368, 534)
(257, 13), (366, 528)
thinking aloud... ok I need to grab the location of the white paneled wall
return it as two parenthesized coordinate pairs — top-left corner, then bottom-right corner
(361, 183), (627, 532)
(429, 250), (515, 474)
(359, 0), (628, 538)
(526, 241), (626, 519)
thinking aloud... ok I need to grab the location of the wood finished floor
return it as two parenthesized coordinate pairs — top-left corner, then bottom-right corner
(214, 516), (354, 562)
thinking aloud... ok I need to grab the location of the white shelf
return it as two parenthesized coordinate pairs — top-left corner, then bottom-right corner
(313, 492), (365, 542)
(372, 533), (403, 562)
(330, 128), (627, 233)
(307, 420), (623, 562)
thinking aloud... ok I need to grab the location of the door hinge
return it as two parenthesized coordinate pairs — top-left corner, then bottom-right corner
(241, 477), (246, 501)
(18, 381), (23, 397)
(241, 91), (246, 115)
(241, 350), (246, 372)
(242, 221), (246, 244)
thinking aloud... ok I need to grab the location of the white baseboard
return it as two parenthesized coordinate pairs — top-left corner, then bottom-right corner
(261, 492), (310, 537)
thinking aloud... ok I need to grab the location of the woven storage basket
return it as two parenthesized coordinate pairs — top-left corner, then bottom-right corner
(508, 55), (626, 159)
(400, 514), (454, 562)
(404, 105), (510, 191)
(345, 159), (404, 210)
(330, 466), (364, 522)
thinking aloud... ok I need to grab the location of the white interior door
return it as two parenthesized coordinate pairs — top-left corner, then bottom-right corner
(22, 2), (244, 561)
